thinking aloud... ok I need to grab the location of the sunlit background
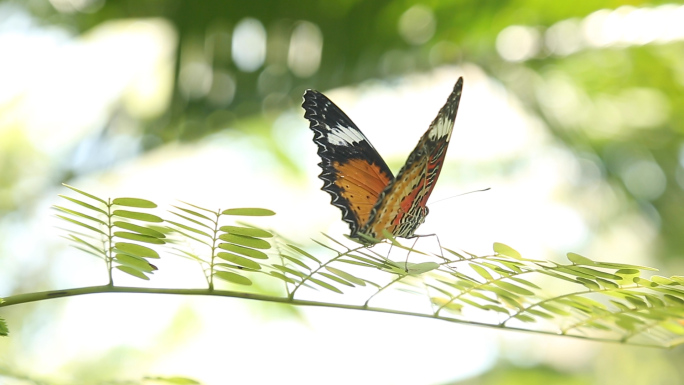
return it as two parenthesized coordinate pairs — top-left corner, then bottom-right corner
(1, 0), (683, 383)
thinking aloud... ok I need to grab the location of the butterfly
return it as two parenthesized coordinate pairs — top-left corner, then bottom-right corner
(302, 77), (464, 244)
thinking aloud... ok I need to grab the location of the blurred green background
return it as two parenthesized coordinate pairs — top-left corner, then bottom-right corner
(1, 0), (684, 383)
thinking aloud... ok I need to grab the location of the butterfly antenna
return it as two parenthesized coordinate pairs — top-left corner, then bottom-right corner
(428, 187), (491, 206)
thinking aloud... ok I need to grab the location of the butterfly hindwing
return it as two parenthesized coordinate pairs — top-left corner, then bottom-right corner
(302, 90), (394, 237)
(361, 77), (464, 239)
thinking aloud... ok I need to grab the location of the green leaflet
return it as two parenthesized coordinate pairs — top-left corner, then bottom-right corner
(567, 252), (594, 265)
(172, 205), (214, 221)
(216, 252), (262, 270)
(169, 212), (214, 230)
(312, 238), (342, 253)
(651, 276), (676, 285)
(218, 243), (268, 259)
(593, 262), (658, 271)
(115, 254), (157, 272)
(342, 254), (385, 268)
(525, 308), (554, 319)
(62, 184), (107, 205)
(569, 296), (606, 310)
(431, 297), (463, 313)
(596, 278), (620, 289)
(59, 195), (107, 216)
(663, 295), (684, 305)
(113, 210), (163, 223)
(633, 277), (658, 287)
(514, 314), (536, 323)
(457, 297), (489, 311)
(116, 265), (150, 280)
(443, 248), (466, 260)
(115, 242), (160, 259)
(470, 263), (493, 281)
(337, 259), (378, 269)
(470, 291), (498, 304)
(219, 233), (271, 249)
(178, 201), (215, 214)
(270, 271), (297, 284)
(493, 242), (521, 259)
(0, 317), (7, 336)
(215, 271), (252, 286)
(166, 220), (212, 239)
(114, 221), (166, 238)
(53, 205), (107, 225)
(576, 277), (601, 291)
(222, 208), (275, 216)
(112, 197), (157, 208)
(669, 276), (684, 284)
(325, 266), (365, 286)
(492, 281), (535, 296)
(662, 321), (684, 335)
(318, 272), (354, 287)
(624, 296), (648, 308)
(280, 254), (311, 270)
(539, 303), (571, 316)
(484, 304), (511, 315)
(220, 225), (273, 238)
(510, 277), (541, 289)
(56, 214), (107, 236)
(115, 232), (165, 245)
(272, 264), (307, 278)
(287, 244), (322, 264)
(406, 262), (439, 275)
(309, 277), (343, 294)
(215, 263), (257, 272)
(426, 283), (454, 298)
(498, 295), (525, 310)
(68, 235), (106, 256)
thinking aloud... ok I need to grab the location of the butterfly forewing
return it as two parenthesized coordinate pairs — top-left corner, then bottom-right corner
(360, 77), (464, 239)
(302, 90), (394, 237)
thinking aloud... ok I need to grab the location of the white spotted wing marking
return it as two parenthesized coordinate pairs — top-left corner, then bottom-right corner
(327, 123), (369, 147)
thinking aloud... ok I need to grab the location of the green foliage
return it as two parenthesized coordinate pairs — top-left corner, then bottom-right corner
(0, 299), (6, 337)
(3, 186), (684, 349)
(56, 184), (167, 281)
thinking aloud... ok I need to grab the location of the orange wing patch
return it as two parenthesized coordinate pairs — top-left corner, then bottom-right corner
(333, 159), (392, 226)
(361, 156), (429, 238)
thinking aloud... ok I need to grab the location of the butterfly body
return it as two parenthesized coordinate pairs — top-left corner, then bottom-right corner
(303, 78), (464, 243)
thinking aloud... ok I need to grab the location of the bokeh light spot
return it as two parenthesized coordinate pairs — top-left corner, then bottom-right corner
(207, 70), (236, 106)
(179, 61), (212, 99)
(621, 160), (667, 201)
(398, 5), (436, 45)
(496, 25), (541, 62)
(232, 18), (266, 72)
(287, 21), (323, 78)
(545, 19), (584, 56)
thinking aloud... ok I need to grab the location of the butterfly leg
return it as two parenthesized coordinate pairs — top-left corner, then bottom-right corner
(401, 237), (421, 272)
(407, 233), (457, 272)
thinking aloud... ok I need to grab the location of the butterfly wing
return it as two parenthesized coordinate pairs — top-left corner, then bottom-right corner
(302, 89), (394, 237)
(360, 77), (464, 240)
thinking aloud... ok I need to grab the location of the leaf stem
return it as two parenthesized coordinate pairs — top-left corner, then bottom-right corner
(0, 285), (670, 348)
(208, 210), (220, 291)
(288, 244), (368, 299)
(106, 198), (114, 286)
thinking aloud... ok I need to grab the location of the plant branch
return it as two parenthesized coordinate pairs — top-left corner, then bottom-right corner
(0, 285), (670, 348)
